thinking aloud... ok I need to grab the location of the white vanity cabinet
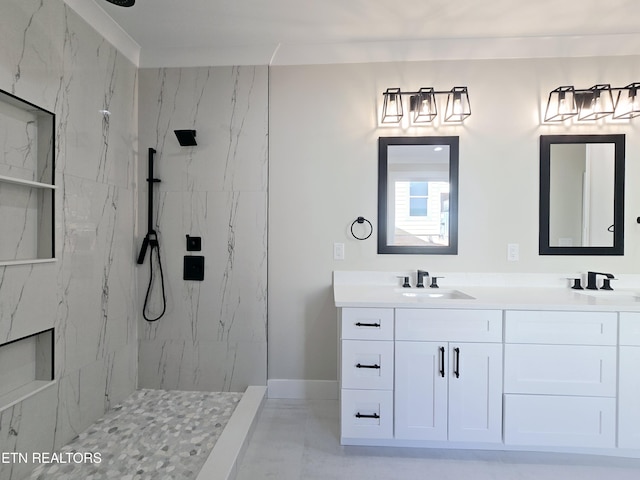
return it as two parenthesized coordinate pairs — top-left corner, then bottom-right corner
(503, 310), (618, 448)
(618, 312), (640, 449)
(394, 309), (503, 443)
(339, 308), (394, 440)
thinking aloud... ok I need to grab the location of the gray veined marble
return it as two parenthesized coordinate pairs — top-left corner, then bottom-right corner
(137, 66), (268, 393)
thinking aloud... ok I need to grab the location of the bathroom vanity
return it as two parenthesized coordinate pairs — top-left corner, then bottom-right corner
(334, 271), (640, 457)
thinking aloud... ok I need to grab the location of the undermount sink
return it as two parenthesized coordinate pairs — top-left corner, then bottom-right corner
(575, 290), (640, 302)
(395, 288), (475, 300)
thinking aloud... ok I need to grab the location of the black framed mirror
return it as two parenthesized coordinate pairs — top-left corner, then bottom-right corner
(378, 136), (459, 254)
(539, 134), (625, 255)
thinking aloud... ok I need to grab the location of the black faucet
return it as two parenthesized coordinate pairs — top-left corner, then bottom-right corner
(416, 270), (429, 288)
(585, 271), (615, 290)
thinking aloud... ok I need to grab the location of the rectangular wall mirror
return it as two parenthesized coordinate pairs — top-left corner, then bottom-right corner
(539, 134), (625, 255)
(378, 136), (459, 254)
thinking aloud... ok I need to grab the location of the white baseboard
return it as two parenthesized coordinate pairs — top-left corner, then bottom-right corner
(267, 379), (338, 399)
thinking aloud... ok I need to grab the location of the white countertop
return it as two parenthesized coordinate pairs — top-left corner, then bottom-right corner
(333, 271), (640, 312)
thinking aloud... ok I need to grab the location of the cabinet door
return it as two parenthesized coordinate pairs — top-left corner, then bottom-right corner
(448, 342), (503, 443)
(619, 346), (640, 448)
(395, 341), (448, 441)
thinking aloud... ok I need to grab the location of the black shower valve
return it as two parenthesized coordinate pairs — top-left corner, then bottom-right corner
(186, 235), (202, 251)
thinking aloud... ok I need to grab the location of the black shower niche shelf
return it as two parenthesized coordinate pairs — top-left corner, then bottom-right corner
(0, 89), (56, 266)
(184, 255), (205, 281)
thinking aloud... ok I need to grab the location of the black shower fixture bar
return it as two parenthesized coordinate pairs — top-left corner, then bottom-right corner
(105, 0), (135, 7)
(174, 129), (197, 146)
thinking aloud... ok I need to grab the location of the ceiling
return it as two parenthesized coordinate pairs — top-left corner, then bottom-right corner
(88, 0), (640, 67)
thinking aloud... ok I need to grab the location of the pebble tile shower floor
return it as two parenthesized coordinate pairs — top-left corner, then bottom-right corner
(29, 389), (243, 480)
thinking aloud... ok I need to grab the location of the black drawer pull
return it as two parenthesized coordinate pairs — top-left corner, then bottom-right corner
(355, 412), (380, 419)
(356, 363), (380, 369)
(439, 346), (445, 378)
(355, 322), (381, 328)
(453, 347), (460, 378)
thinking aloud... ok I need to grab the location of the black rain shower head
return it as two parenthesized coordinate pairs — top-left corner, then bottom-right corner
(105, 0), (135, 6)
(174, 130), (197, 146)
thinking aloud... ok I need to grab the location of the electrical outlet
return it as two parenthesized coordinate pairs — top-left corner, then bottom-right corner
(333, 242), (345, 260)
(507, 243), (519, 262)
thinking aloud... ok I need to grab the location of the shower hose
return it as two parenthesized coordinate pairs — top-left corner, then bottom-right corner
(142, 231), (166, 322)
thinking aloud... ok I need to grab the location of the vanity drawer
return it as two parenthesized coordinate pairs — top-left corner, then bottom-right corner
(341, 340), (393, 390)
(505, 310), (617, 345)
(620, 313), (640, 346)
(341, 308), (394, 340)
(504, 394), (616, 448)
(341, 389), (393, 440)
(504, 344), (616, 396)
(395, 309), (502, 342)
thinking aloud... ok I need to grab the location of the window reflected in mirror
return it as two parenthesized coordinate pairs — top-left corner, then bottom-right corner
(378, 137), (458, 254)
(540, 134), (625, 255)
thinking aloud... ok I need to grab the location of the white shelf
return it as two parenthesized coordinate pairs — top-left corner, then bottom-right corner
(0, 174), (56, 189)
(0, 258), (57, 267)
(0, 380), (56, 414)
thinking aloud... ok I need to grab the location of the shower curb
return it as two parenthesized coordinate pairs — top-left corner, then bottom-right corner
(196, 385), (267, 480)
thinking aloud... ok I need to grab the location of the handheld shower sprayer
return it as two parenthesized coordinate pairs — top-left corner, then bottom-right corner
(138, 148), (166, 322)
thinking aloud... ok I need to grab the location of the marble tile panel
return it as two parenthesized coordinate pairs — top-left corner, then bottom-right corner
(138, 339), (266, 392)
(0, 384), (57, 480)
(137, 66), (268, 194)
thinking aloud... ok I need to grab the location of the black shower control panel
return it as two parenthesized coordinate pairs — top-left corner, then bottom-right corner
(186, 235), (201, 251)
(183, 256), (204, 281)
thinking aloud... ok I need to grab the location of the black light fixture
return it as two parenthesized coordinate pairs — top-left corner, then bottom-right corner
(174, 129), (197, 146)
(576, 84), (615, 121)
(381, 86), (471, 124)
(381, 88), (403, 124)
(410, 88), (437, 123)
(613, 82), (640, 119)
(444, 87), (472, 123)
(545, 83), (640, 122)
(544, 86), (578, 122)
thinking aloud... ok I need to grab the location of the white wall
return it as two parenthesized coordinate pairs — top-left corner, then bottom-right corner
(268, 56), (640, 383)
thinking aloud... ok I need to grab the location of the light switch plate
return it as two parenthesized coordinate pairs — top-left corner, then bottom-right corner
(507, 243), (519, 261)
(333, 242), (345, 260)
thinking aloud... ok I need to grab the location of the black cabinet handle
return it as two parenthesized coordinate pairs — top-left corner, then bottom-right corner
(356, 363), (380, 369)
(355, 412), (380, 419)
(439, 346), (445, 378)
(453, 347), (460, 378)
(355, 322), (381, 328)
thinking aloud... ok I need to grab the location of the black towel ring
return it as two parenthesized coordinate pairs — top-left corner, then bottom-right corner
(351, 216), (373, 241)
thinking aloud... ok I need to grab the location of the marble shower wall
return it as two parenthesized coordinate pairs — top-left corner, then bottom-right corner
(0, 1), (137, 479)
(137, 67), (268, 392)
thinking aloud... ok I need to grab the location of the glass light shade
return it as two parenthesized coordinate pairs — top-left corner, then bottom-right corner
(544, 86), (578, 122)
(613, 83), (640, 119)
(444, 87), (471, 123)
(381, 88), (403, 123)
(410, 88), (437, 123)
(577, 84), (615, 120)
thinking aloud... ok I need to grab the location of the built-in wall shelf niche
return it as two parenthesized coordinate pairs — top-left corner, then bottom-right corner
(0, 328), (55, 413)
(0, 89), (55, 266)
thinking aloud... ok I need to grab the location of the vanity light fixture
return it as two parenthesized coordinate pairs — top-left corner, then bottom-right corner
(613, 82), (640, 119)
(545, 83), (640, 122)
(381, 86), (471, 124)
(544, 86), (578, 122)
(576, 84), (615, 121)
(381, 88), (404, 124)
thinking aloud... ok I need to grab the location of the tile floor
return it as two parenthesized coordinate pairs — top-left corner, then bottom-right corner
(29, 389), (242, 480)
(236, 398), (640, 480)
